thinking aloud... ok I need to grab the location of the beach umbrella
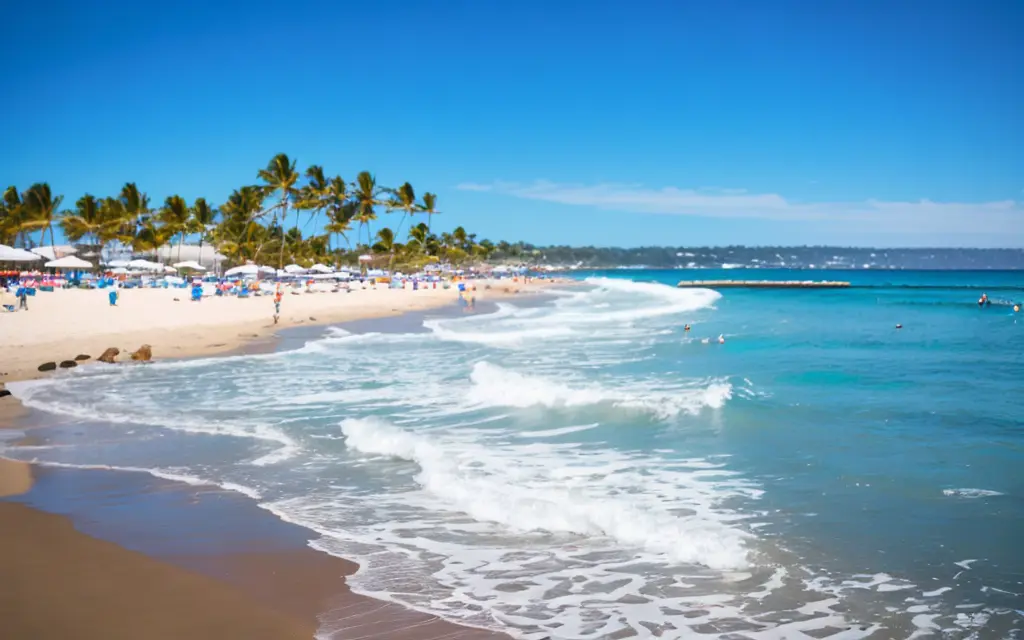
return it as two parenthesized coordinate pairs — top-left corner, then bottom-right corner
(0, 244), (44, 262)
(258, 265), (276, 275)
(358, 254), (373, 263)
(44, 255), (95, 269)
(224, 264), (260, 277)
(283, 264), (306, 274)
(308, 263), (334, 273)
(172, 260), (206, 271)
(127, 259), (163, 271)
(30, 245), (77, 261)
(109, 267), (129, 275)
(105, 259), (130, 268)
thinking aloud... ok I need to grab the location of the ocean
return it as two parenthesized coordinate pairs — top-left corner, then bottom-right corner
(4, 269), (1023, 639)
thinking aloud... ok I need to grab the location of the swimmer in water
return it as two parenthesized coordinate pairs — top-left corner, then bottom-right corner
(718, 334), (725, 344)
(684, 324), (691, 332)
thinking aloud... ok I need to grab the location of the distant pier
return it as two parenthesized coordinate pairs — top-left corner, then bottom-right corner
(676, 280), (851, 289)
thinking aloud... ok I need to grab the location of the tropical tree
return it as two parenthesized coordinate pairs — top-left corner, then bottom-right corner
(22, 183), (63, 250)
(216, 186), (267, 262)
(296, 165), (328, 234)
(60, 194), (107, 247)
(323, 176), (353, 257)
(352, 171), (382, 250)
(1, 186), (24, 246)
(160, 195), (192, 261)
(420, 192), (439, 236)
(191, 197), (217, 265)
(385, 182), (421, 269)
(257, 153), (300, 268)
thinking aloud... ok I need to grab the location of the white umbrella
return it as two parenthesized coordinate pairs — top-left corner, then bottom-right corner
(0, 244), (44, 262)
(45, 255), (94, 269)
(258, 265), (276, 275)
(109, 267), (129, 275)
(172, 260), (206, 271)
(309, 263), (334, 273)
(224, 264), (260, 277)
(105, 259), (130, 268)
(31, 245), (78, 261)
(127, 259), (163, 271)
(283, 264), (306, 274)
(163, 265), (177, 273)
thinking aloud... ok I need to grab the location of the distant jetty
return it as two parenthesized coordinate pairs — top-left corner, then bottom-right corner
(676, 280), (851, 289)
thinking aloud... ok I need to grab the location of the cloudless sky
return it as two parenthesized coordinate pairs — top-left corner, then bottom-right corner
(2, 0), (1022, 247)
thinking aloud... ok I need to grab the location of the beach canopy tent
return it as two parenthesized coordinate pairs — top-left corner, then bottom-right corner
(30, 245), (78, 261)
(308, 263), (334, 273)
(172, 260), (206, 271)
(225, 264), (260, 277)
(282, 264), (306, 274)
(127, 259), (164, 272)
(259, 265), (276, 275)
(45, 255), (95, 269)
(0, 244), (44, 262)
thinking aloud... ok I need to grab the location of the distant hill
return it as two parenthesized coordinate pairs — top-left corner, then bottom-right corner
(506, 245), (1024, 270)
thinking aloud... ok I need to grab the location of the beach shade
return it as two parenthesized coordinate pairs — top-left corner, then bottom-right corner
(283, 264), (306, 274)
(224, 264), (260, 277)
(358, 254), (373, 263)
(30, 245), (77, 261)
(172, 260), (206, 271)
(109, 267), (129, 275)
(0, 244), (44, 262)
(258, 265), (276, 275)
(163, 265), (177, 273)
(44, 255), (95, 269)
(127, 259), (163, 271)
(309, 263), (334, 273)
(105, 259), (130, 268)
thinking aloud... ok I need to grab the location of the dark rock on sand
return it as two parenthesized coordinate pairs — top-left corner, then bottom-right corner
(59, 360), (78, 369)
(130, 345), (153, 362)
(309, 316), (317, 321)
(0, 389), (11, 398)
(74, 354), (91, 361)
(97, 348), (120, 363)
(37, 362), (57, 372)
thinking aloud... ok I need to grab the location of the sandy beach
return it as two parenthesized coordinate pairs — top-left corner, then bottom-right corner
(0, 278), (557, 639)
(0, 278), (555, 383)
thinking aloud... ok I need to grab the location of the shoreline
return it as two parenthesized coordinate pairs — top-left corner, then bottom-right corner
(1, 278), (561, 384)
(0, 281), (566, 639)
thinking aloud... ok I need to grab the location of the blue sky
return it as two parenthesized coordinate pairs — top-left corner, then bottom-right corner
(3, 0), (1022, 247)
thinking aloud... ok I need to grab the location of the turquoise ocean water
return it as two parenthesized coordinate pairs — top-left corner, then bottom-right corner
(3, 269), (1023, 639)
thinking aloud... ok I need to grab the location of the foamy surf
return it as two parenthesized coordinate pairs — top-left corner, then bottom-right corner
(467, 361), (731, 418)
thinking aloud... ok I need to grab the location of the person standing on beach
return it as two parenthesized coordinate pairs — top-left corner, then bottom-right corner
(16, 285), (28, 310)
(273, 283), (283, 324)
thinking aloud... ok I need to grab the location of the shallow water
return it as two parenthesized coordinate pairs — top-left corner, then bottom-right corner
(4, 270), (1024, 639)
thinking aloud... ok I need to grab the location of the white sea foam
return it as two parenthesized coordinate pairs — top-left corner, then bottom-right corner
(943, 488), (1004, 498)
(466, 361), (731, 419)
(340, 416), (751, 570)
(13, 459), (262, 499)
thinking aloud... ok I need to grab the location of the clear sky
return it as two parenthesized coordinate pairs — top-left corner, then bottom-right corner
(3, 0), (1022, 248)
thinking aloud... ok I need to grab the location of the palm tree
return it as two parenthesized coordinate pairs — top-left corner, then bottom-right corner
(420, 192), (439, 237)
(160, 195), (192, 262)
(257, 153), (300, 269)
(1, 186), (24, 246)
(191, 197), (217, 265)
(372, 227), (399, 257)
(116, 183), (151, 251)
(218, 186), (267, 262)
(61, 194), (107, 247)
(352, 171), (383, 251)
(323, 176), (353, 258)
(296, 165), (328, 234)
(386, 182), (420, 270)
(22, 183), (63, 250)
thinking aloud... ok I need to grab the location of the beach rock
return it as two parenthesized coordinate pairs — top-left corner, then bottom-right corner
(37, 362), (57, 372)
(130, 345), (153, 362)
(309, 316), (317, 321)
(59, 360), (78, 369)
(0, 389), (11, 399)
(74, 354), (91, 361)
(97, 347), (120, 363)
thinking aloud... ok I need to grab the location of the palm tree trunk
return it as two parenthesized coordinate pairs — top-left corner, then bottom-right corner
(177, 231), (184, 262)
(277, 200), (288, 269)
